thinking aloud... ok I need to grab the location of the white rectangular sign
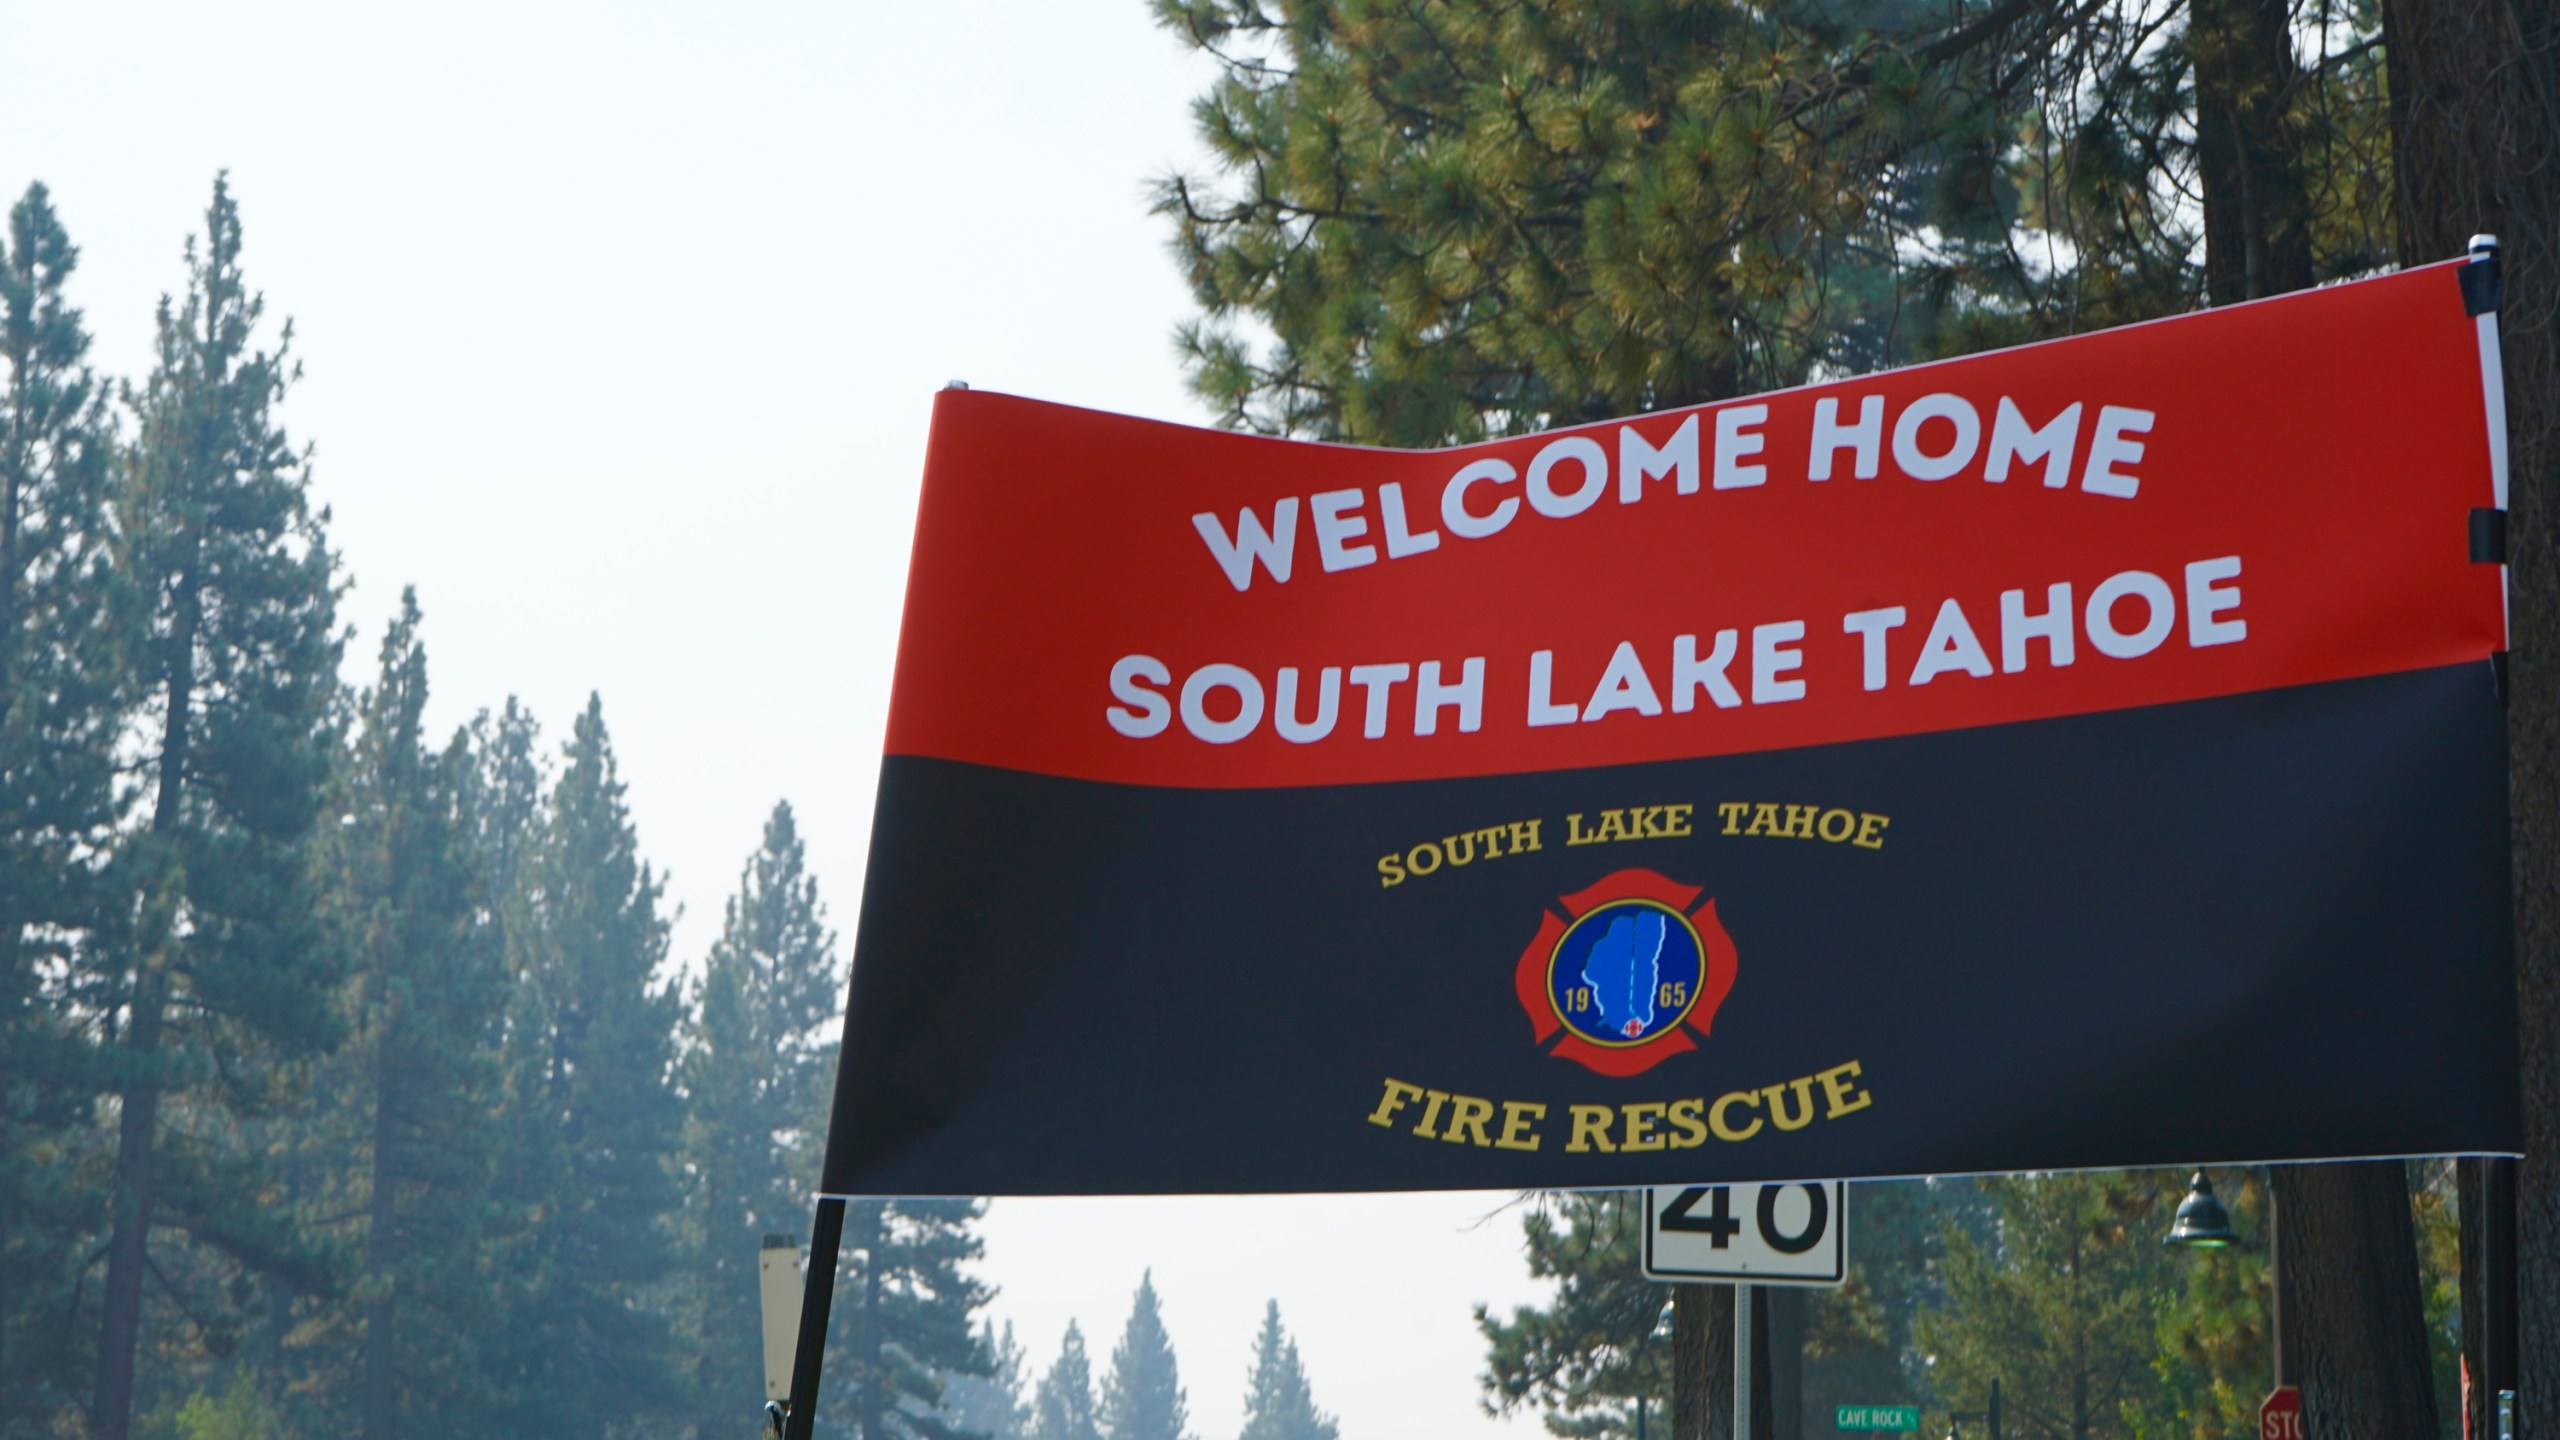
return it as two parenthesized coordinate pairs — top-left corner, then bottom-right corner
(1642, 1183), (1847, 1285)
(759, 1237), (803, 1402)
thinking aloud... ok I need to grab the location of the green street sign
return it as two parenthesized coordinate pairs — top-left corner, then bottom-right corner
(1837, 1406), (1920, 1432)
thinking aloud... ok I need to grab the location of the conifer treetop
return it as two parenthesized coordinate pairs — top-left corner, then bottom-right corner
(1033, 1320), (1104, 1440)
(1102, 1271), (1191, 1440)
(1237, 1301), (1336, 1440)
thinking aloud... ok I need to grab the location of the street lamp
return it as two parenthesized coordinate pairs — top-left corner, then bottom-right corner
(2164, 1168), (2281, 1390)
(2164, 1171), (2238, 1248)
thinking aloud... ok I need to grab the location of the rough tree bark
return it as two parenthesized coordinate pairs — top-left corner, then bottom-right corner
(2191, 0), (2317, 302)
(1672, 1284), (1796, 1440)
(1673, 1284), (1736, 1440)
(2272, 1164), (2440, 1439)
(2385, 0), (2560, 1428)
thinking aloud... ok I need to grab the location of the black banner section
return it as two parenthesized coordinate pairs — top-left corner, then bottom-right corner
(823, 663), (2515, 1196)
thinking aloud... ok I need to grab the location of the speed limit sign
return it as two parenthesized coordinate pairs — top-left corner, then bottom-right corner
(1641, 1183), (1847, 1285)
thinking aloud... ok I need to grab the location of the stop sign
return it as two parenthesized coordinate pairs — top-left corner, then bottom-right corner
(2261, 1387), (2303, 1440)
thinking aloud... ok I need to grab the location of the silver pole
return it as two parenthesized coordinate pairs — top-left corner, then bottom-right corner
(1733, 1282), (1754, 1440)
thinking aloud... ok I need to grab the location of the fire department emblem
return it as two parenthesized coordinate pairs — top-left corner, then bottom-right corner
(1515, 868), (1739, 1076)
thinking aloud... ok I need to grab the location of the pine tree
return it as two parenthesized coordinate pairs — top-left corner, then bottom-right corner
(1236, 1302), (1336, 1440)
(1478, 1194), (1670, 1440)
(484, 695), (687, 1439)
(679, 800), (845, 1433)
(1148, 0), (2072, 444)
(463, 696), (556, 1431)
(464, 698), (546, 926)
(1912, 1171), (2186, 1440)
(1807, 1178), (1987, 1410)
(1151, 0), (2396, 445)
(942, 1319), (1032, 1440)
(1032, 1323), (1104, 1440)
(1100, 1271), (1191, 1440)
(2155, 1171), (2276, 1440)
(307, 594), (508, 1439)
(827, 1196), (995, 1439)
(90, 172), (345, 1440)
(0, 178), (124, 1432)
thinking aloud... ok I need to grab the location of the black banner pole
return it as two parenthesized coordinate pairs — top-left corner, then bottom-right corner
(782, 1197), (847, 1440)
(2484, 1157), (2517, 1426)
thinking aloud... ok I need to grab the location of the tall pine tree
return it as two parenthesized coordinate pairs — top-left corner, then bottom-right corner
(485, 695), (687, 1439)
(679, 800), (844, 1433)
(0, 178), (123, 1433)
(90, 173), (344, 1440)
(827, 1196), (994, 1439)
(309, 594), (509, 1439)
(941, 1319), (1032, 1440)
(464, 696), (557, 1431)
(1100, 1272), (1190, 1440)
(1912, 1172), (2187, 1440)
(1149, 0), (2076, 442)
(1479, 1194), (1670, 1440)
(1032, 1322), (1103, 1440)
(1151, 0), (2394, 443)
(1236, 1302), (1335, 1440)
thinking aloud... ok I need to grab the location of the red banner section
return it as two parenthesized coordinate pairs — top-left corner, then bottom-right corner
(887, 261), (2502, 789)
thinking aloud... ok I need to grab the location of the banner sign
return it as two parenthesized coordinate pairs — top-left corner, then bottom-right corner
(823, 259), (2516, 1197)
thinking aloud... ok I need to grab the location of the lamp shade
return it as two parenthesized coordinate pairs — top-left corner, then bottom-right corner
(2165, 1170), (2240, 1248)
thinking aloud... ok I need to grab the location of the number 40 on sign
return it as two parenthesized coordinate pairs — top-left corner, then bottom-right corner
(1641, 1183), (1848, 1285)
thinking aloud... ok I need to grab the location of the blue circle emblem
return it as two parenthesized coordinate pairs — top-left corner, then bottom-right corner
(1547, 899), (1707, 1047)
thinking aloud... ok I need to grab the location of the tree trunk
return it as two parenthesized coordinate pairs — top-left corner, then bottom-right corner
(2386, 0), (2560, 1424)
(91, 973), (167, 1440)
(2272, 1164), (2440, 1440)
(1673, 1283), (1736, 1440)
(92, 579), (196, 1440)
(1669, 1284), (1786, 1440)
(2191, 0), (2316, 304)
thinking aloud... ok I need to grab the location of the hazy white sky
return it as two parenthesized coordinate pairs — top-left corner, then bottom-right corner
(0, 2), (1547, 1435)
